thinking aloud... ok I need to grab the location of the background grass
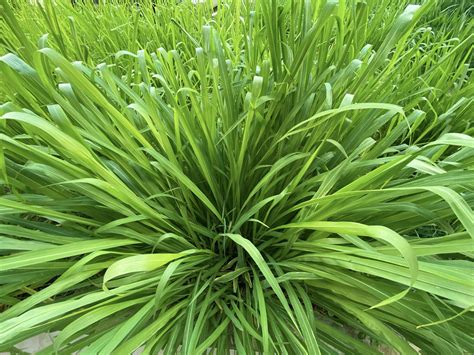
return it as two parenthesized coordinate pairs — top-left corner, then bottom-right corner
(0, 0), (473, 353)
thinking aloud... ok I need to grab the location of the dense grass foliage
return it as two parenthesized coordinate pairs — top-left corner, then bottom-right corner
(0, 0), (473, 353)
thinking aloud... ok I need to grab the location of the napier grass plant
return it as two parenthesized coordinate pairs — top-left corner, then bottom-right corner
(0, 0), (473, 353)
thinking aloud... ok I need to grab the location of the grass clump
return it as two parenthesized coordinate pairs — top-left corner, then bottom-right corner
(0, 0), (473, 353)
